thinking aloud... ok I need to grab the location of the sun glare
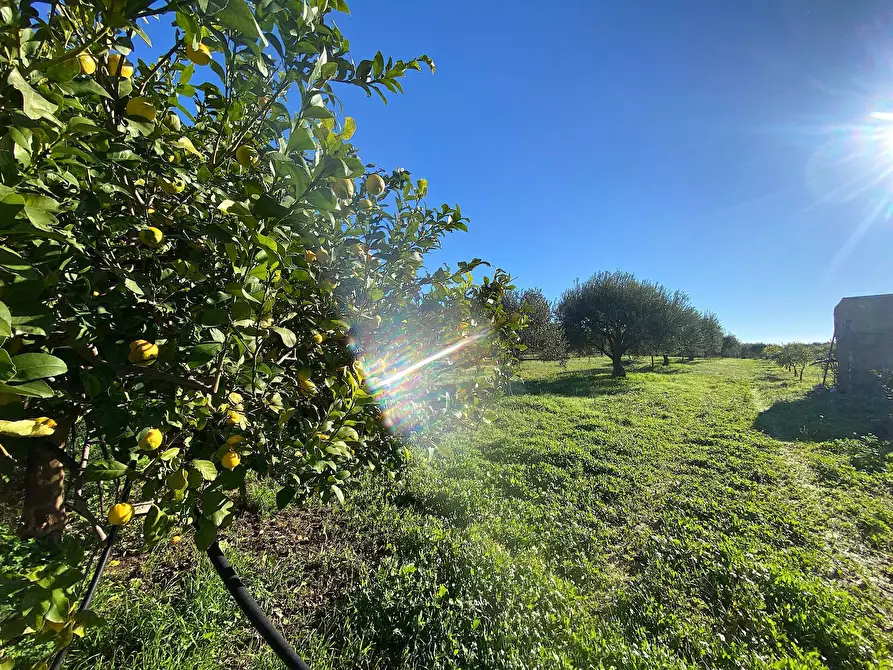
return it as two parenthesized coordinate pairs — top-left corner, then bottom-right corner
(350, 316), (492, 435)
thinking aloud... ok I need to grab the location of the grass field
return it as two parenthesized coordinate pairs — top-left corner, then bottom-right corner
(50, 358), (893, 668)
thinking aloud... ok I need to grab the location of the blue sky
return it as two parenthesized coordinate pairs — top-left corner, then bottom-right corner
(331, 0), (893, 343)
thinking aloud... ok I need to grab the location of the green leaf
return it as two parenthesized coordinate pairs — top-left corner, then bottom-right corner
(143, 505), (168, 546)
(191, 459), (217, 481)
(194, 521), (217, 551)
(341, 116), (357, 140)
(331, 484), (344, 504)
(217, 0), (267, 44)
(0, 300), (11, 337)
(44, 589), (70, 624)
(10, 353), (67, 381)
(307, 188), (337, 211)
(275, 486), (295, 510)
(172, 136), (202, 156)
(8, 69), (58, 121)
(46, 59), (80, 82)
(124, 278), (144, 296)
(84, 459), (129, 481)
(187, 343), (222, 369)
(60, 79), (113, 99)
(0, 380), (54, 398)
(202, 490), (234, 527)
(302, 105), (333, 120)
(12, 307), (53, 335)
(0, 350), (14, 383)
(271, 327), (296, 348)
(159, 447), (180, 461)
(286, 124), (315, 153)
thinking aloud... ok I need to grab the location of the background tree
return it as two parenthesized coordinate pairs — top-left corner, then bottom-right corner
(0, 0), (523, 664)
(677, 307), (705, 361)
(741, 342), (768, 359)
(557, 271), (673, 377)
(657, 289), (692, 366)
(721, 334), (742, 358)
(699, 311), (724, 358)
(503, 288), (566, 361)
(503, 288), (567, 360)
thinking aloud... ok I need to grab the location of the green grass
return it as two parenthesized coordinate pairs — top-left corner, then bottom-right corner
(57, 358), (893, 668)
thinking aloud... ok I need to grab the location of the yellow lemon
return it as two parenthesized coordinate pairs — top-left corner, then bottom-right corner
(106, 54), (133, 79)
(221, 451), (240, 470)
(125, 97), (156, 122)
(44, 620), (66, 633)
(312, 332), (324, 344)
(159, 177), (185, 194)
(170, 535), (182, 545)
(139, 226), (163, 247)
(107, 502), (134, 526)
(304, 249), (317, 263)
(226, 435), (245, 448)
(299, 378), (317, 397)
(139, 428), (163, 451)
(185, 43), (212, 66)
(78, 53), (97, 75)
(225, 410), (246, 426)
(235, 145), (259, 168)
(357, 198), (373, 211)
(35, 417), (57, 430)
(365, 174), (385, 196)
(332, 178), (355, 199)
(128, 339), (159, 364)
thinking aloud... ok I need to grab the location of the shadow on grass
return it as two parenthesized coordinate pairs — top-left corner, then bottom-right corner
(520, 370), (634, 398)
(755, 387), (892, 443)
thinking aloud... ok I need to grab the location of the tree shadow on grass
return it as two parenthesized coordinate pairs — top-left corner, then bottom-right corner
(519, 369), (634, 398)
(755, 387), (891, 443)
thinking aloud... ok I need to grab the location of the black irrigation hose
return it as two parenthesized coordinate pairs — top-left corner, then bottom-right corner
(206, 541), (311, 670)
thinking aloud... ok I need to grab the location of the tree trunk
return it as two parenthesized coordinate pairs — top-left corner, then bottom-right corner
(21, 442), (67, 539)
(611, 354), (626, 378)
(687, 355), (694, 361)
(799, 367), (804, 381)
(663, 354), (669, 366)
(650, 355), (654, 369)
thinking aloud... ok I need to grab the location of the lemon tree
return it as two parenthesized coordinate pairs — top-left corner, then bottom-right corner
(0, 0), (523, 664)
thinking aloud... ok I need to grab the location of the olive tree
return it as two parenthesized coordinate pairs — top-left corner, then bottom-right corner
(0, 0), (523, 664)
(557, 271), (673, 378)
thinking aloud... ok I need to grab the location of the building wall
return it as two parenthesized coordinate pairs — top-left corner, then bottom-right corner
(835, 293), (893, 391)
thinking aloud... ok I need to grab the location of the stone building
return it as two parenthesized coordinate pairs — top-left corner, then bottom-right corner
(834, 293), (893, 391)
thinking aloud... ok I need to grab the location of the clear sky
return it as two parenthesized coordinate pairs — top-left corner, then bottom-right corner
(333, 0), (893, 343)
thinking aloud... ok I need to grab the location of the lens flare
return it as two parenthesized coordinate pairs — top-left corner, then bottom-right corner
(351, 316), (492, 436)
(801, 110), (893, 270)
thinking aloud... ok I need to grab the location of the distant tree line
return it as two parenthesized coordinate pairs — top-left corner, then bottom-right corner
(508, 271), (822, 380)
